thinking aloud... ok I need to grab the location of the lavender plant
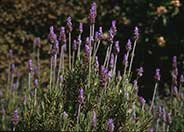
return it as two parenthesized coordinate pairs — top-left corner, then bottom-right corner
(0, 2), (183, 132)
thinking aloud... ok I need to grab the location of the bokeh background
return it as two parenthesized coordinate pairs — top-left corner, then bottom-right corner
(0, 0), (184, 100)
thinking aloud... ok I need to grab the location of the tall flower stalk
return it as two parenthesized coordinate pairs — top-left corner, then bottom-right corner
(88, 2), (96, 88)
(128, 26), (139, 78)
(150, 68), (160, 112)
(66, 16), (73, 70)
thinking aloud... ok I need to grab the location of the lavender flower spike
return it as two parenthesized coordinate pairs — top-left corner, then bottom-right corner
(154, 68), (160, 81)
(172, 56), (177, 68)
(139, 96), (146, 106)
(79, 22), (83, 33)
(66, 16), (73, 32)
(59, 26), (66, 44)
(134, 26), (139, 39)
(126, 39), (132, 51)
(48, 26), (57, 43)
(107, 118), (115, 132)
(73, 39), (77, 51)
(110, 53), (115, 69)
(123, 53), (128, 65)
(92, 111), (97, 128)
(88, 2), (97, 24)
(114, 41), (120, 54)
(111, 20), (117, 35)
(136, 67), (144, 77)
(180, 74), (184, 83)
(148, 128), (153, 132)
(34, 37), (41, 48)
(12, 109), (19, 126)
(172, 86), (178, 96)
(78, 88), (84, 104)
(28, 59), (33, 72)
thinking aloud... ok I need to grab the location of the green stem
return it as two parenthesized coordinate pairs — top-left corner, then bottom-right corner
(72, 51), (75, 70)
(128, 39), (138, 78)
(34, 88), (37, 107)
(49, 56), (53, 90)
(37, 48), (40, 81)
(56, 46), (64, 89)
(69, 32), (72, 70)
(156, 119), (160, 132)
(106, 43), (113, 68)
(113, 55), (118, 77)
(77, 34), (81, 61)
(92, 40), (100, 63)
(150, 82), (158, 112)
(53, 54), (57, 88)
(123, 51), (130, 78)
(103, 46), (110, 67)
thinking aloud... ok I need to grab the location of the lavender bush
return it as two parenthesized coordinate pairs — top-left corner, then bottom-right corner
(0, 2), (183, 131)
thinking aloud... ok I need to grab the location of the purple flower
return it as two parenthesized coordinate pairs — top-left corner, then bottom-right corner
(148, 128), (153, 132)
(100, 66), (108, 88)
(107, 118), (115, 132)
(48, 26), (57, 44)
(114, 41), (120, 54)
(34, 79), (39, 87)
(99, 26), (103, 34)
(34, 37), (41, 48)
(92, 111), (97, 128)
(79, 22), (83, 33)
(10, 63), (16, 73)
(12, 109), (19, 126)
(172, 56), (177, 68)
(123, 53), (128, 65)
(134, 26), (139, 39)
(180, 74), (184, 83)
(108, 29), (114, 43)
(110, 53), (115, 69)
(154, 68), (160, 81)
(59, 26), (66, 44)
(51, 40), (59, 55)
(78, 88), (84, 104)
(126, 39), (132, 51)
(136, 67), (144, 77)
(28, 59), (33, 72)
(171, 68), (178, 86)
(73, 39), (77, 51)
(172, 86), (178, 96)
(95, 32), (100, 42)
(66, 16), (72, 32)
(88, 2), (97, 24)
(110, 20), (117, 35)
(139, 96), (146, 106)
(84, 44), (90, 63)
